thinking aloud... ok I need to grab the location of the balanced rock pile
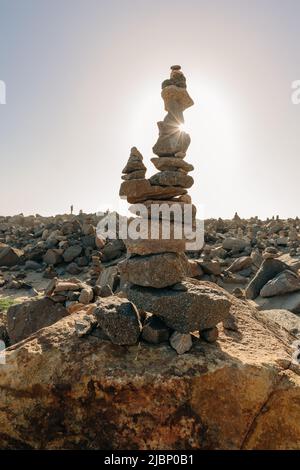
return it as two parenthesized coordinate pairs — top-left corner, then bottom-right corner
(118, 66), (231, 350)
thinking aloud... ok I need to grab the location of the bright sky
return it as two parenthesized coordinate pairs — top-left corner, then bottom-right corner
(0, 0), (300, 219)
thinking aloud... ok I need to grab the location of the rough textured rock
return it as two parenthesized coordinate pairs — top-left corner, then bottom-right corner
(118, 253), (189, 288)
(245, 258), (292, 300)
(6, 297), (68, 344)
(0, 297), (299, 450)
(0, 244), (23, 267)
(260, 270), (300, 297)
(94, 296), (141, 345)
(141, 315), (170, 344)
(126, 279), (231, 333)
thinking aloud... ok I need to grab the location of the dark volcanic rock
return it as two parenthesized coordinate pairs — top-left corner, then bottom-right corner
(141, 315), (170, 344)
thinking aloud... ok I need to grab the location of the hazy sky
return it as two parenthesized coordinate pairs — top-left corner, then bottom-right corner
(0, 0), (300, 219)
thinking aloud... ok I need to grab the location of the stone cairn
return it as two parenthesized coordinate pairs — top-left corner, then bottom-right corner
(119, 66), (196, 287)
(118, 66), (231, 351)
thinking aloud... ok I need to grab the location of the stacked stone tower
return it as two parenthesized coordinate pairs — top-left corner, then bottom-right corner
(119, 65), (196, 288)
(118, 66), (230, 346)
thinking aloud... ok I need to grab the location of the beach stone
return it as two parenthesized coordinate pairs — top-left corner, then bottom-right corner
(149, 171), (194, 188)
(151, 157), (194, 173)
(227, 256), (252, 273)
(43, 249), (63, 266)
(260, 270), (300, 298)
(141, 315), (170, 344)
(127, 279), (231, 334)
(200, 327), (219, 343)
(0, 244), (23, 267)
(6, 297), (68, 344)
(94, 297), (142, 345)
(74, 314), (97, 337)
(152, 129), (191, 157)
(170, 331), (193, 355)
(121, 170), (146, 180)
(63, 245), (82, 263)
(130, 200), (196, 222)
(161, 85), (194, 113)
(79, 286), (94, 304)
(118, 252), (189, 288)
(222, 238), (248, 252)
(255, 292), (300, 314)
(24, 260), (42, 271)
(120, 179), (187, 204)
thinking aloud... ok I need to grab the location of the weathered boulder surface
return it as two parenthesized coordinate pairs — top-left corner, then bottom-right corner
(119, 179), (186, 204)
(0, 297), (299, 450)
(126, 279), (231, 333)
